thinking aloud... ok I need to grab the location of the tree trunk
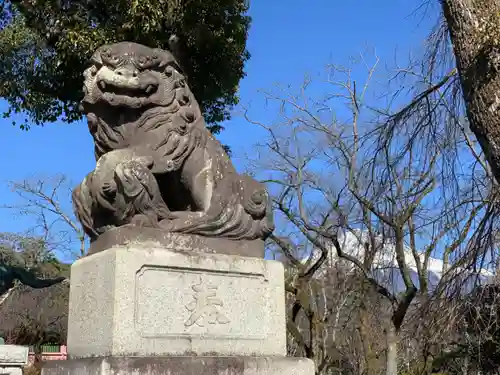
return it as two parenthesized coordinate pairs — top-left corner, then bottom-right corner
(359, 303), (375, 373)
(386, 325), (398, 375)
(442, 0), (500, 181)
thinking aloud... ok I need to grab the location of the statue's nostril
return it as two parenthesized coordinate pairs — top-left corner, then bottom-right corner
(115, 67), (138, 78)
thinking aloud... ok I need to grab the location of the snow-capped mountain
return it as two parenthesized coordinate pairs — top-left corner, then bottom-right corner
(306, 229), (494, 294)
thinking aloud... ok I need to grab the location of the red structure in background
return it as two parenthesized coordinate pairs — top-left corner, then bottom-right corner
(27, 345), (67, 364)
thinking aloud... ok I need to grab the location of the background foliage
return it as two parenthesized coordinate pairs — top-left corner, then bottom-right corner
(0, 0), (251, 133)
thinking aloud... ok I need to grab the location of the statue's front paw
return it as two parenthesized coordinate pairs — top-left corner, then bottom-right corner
(130, 214), (157, 227)
(102, 181), (117, 196)
(159, 218), (177, 231)
(159, 212), (204, 232)
(97, 225), (116, 234)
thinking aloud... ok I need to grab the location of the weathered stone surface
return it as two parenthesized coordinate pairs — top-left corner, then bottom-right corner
(0, 367), (23, 375)
(67, 244), (286, 358)
(0, 345), (28, 365)
(72, 42), (274, 248)
(87, 226), (264, 258)
(43, 356), (315, 375)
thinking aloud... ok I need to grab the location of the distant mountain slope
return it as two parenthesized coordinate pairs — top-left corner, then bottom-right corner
(308, 230), (494, 294)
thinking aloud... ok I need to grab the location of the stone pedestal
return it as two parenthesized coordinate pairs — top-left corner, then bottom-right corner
(67, 239), (286, 358)
(43, 356), (314, 375)
(43, 233), (315, 374)
(0, 345), (28, 375)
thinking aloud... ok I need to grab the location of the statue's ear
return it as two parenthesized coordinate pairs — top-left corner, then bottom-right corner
(168, 35), (186, 71)
(168, 35), (180, 54)
(155, 49), (178, 67)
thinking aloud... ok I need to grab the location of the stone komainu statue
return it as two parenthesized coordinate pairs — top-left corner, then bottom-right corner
(73, 42), (274, 245)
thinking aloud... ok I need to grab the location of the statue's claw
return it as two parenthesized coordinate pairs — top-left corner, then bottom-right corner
(130, 214), (157, 227)
(102, 181), (117, 196)
(159, 212), (204, 231)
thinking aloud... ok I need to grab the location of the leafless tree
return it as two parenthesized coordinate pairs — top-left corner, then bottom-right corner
(281, 250), (385, 374)
(2, 175), (86, 260)
(244, 49), (494, 374)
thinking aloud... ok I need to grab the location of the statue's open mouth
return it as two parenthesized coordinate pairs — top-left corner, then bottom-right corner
(98, 80), (158, 98)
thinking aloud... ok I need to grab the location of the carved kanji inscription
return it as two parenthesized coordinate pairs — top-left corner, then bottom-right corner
(184, 278), (230, 327)
(135, 265), (270, 340)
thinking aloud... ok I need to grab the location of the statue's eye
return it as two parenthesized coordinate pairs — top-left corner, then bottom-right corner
(101, 49), (120, 64)
(137, 55), (162, 70)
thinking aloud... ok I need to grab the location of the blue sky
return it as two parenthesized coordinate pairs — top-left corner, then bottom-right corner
(0, 0), (440, 257)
